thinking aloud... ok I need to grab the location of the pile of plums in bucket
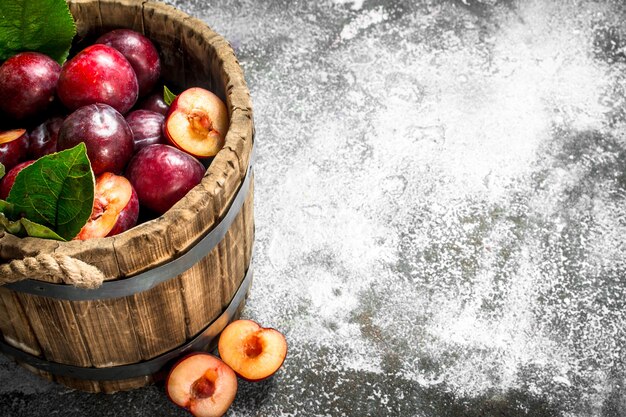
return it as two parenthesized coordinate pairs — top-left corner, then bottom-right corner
(0, 30), (287, 416)
(0, 29), (228, 239)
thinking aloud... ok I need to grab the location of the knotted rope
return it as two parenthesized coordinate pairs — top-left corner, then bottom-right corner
(0, 253), (105, 289)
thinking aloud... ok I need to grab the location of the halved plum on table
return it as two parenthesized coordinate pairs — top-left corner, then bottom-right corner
(165, 87), (228, 158)
(75, 172), (139, 240)
(218, 319), (288, 382)
(166, 353), (237, 417)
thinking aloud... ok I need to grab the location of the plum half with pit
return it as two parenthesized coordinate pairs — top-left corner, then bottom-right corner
(0, 52), (61, 120)
(28, 117), (64, 159)
(57, 44), (138, 114)
(57, 104), (134, 175)
(96, 29), (161, 97)
(125, 110), (166, 151)
(218, 319), (288, 382)
(165, 87), (228, 158)
(166, 353), (237, 417)
(126, 144), (205, 215)
(75, 172), (140, 240)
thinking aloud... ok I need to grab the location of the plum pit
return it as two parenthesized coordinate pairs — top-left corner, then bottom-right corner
(188, 109), (213, 135)
(243, 334), (263, 358)
(191, 375), (216, 400)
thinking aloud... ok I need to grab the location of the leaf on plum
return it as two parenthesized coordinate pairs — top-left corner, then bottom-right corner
(0, 0), (76, 63)
(7, 143), (94, 241)
(0, 163), (4, 180)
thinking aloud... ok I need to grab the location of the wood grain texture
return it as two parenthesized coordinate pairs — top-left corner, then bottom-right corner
(0, 0), (255, 393)
(17, 295), (92, 367)
(128, 279), (186, 359)
(0, 288), (41, 356)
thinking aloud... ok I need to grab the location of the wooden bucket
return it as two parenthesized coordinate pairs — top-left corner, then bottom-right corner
(0, 0), (254, 393)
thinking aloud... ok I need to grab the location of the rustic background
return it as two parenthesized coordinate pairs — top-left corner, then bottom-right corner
(3, 0), (626, 416)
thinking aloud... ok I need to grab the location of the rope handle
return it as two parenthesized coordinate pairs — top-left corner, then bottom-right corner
(0, 253), (105, 289)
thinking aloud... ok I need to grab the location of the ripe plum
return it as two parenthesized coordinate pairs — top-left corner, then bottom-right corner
(57, 104), (134, 175)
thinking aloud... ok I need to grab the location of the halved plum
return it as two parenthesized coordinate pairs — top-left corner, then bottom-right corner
(164, 87), (228, 158)
(75, 172), (139, 240)
(166, 353), (237, 417)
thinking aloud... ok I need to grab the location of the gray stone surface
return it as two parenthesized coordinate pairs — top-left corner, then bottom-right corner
(3, 0), (626, 416)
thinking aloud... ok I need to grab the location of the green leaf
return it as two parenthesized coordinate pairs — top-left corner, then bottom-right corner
(164, 85), (178, 106)
(0, 199), (14, 217)
(0, 213), (65, 240)
(0, 0), (77, 63)
(0, 212), (24, 235)
(20, 217), (65, 240)
(7, 143), (94, 241)
(0, 163), (4, 180)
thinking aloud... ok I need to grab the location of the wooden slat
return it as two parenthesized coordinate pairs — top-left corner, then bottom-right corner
(111, 218), (175, 277)
(67, 0), (103, 37)
(128, 279), (186, 359)
(178, 254), (223, 338)
(180, 15), (225, 99)
(17, 296), (92, 367)
(55, 375), (100, 393)
(244, 178), (255, 265)
(97, 375), (154, 394)
(0, 288), (41, 356)
(142, 2), (188, 89)
(179, 177), (254, 335)
(71, 298), (142, 366)
(219, 194), (249, 308)
(55, 239), (122, 281)
(97, 0), (145, 33)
